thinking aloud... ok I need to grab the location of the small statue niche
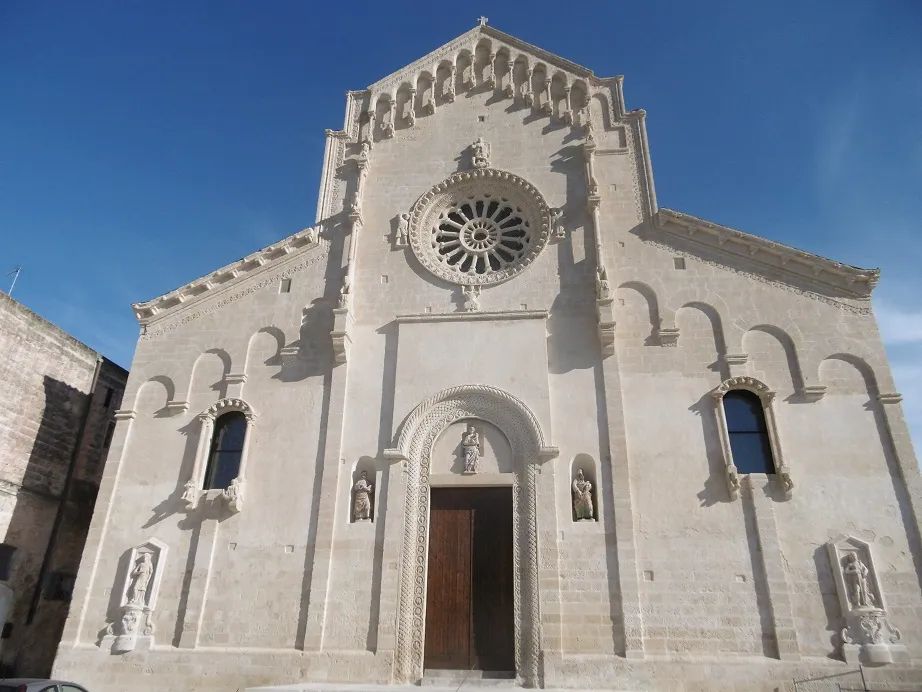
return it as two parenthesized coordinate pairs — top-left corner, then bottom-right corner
(460, 424), (482, 474)
(571, 468), (596, 521)
(352, 468), (375, 522)
(827, 536), (907, 665)
(101, 539), (168, 654)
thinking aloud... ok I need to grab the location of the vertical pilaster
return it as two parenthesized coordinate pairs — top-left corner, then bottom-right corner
(177, 517), (220, 649)
(743, 476), (801, 661)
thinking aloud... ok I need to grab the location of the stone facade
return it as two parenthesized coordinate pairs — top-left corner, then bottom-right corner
(0, 291), (127, 677)
(52, 23), (922, 692)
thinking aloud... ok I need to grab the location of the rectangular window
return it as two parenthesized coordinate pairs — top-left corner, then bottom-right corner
(279, 278), (292, 293)
(103, 386), (114, 408)
(0, 545), (15, 581)
(43, 572), (77, 602)
(103, 421), (116, 450)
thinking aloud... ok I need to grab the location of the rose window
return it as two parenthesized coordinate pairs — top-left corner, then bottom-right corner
(407, 169), (551, 286)
(435, 196), (531, 275)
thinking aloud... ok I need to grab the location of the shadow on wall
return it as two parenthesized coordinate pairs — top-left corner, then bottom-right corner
(3, 376), (104, 677)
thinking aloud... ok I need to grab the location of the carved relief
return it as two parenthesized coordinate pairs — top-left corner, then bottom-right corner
(827, 536), (906, 665)
(222, 476), (244, 513)
(461, 285), (481, 312)
(471, 137), (491, 169)
(352, 470), (374, 522)
(395, 212), (410, 248)
(102, 539), (168, 654)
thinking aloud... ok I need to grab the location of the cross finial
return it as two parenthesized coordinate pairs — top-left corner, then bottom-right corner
(478, 16), (488, 27)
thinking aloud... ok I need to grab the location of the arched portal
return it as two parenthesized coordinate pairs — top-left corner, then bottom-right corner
(385, 385), (556, 686)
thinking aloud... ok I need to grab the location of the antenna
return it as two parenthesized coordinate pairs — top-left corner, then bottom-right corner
(6, 266), (21, 296)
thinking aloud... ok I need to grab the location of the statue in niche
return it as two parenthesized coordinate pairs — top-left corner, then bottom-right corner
(353, 470), (374, 521)
(471, 137), (490, 169)
(461, 425), (481, 474)
(844, 552), (875, 608)
(596, 265), (611, 300)
(572, 469), (594, 521)
(396, 213), (410, 247)
(126, 552), (153, 606)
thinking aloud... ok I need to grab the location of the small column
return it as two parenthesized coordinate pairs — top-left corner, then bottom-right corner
(523, 68), (534, 105)
(562, 86), (573, 124)
(407, 88), (417, 126)
(382, 98), (395, 138)
(446, 65), (456, 102)
(486, 51), (496, 88)
(183, 413), (215, 511)
(364, 110), (376, 146)
(504, 59), (515, 97)
(542, 77), (552, 114)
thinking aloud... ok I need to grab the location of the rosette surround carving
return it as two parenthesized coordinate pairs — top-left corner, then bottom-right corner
(407, 168), (552, 286)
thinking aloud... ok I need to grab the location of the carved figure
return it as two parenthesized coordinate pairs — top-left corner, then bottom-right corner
(572, 469), (594, 521)
(550, 208), (565, 239)
(396, 213), (410, 247)
(339, 273), (352, 309)
(120, 608), (140, 635)
(353, 470), (374, 521)
(596, 266), (611, 300)
(304, 226), (317, 244)
(472, 137), (490, 169)
(778, 465), (794, 494)
(844, 552), (875, 608)
(462, 425), (481, 473)
(181, 480), (198, 507)
(588, 179), (600, 198)
(223, 476), (243, 512)
(126, 553), (153, 606)
(461, 285), (480, 312)
(725, 464), (741, 497)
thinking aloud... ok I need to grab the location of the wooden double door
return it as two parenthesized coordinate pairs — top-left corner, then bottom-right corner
(424, 487), (515, 672)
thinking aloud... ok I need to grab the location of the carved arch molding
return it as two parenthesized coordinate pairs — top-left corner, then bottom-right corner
(386, 385), (554, 686)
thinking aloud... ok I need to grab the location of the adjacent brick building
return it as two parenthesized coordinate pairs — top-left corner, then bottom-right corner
(0, 291), (127, 676)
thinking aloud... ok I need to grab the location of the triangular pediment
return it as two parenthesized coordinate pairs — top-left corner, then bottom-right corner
(651, 209), (879, 300)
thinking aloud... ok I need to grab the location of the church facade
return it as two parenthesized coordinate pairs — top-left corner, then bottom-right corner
(53, 23), (922, 692)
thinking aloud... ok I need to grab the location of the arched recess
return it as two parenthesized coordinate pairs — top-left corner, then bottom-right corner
(590, 92), (612, 130)
(677, 302), (729, 378)
(742, 324), (806, 393)
(386, 385), (557, 686)
(818, 353), (881, 398)
(132, 375), (175, 415)
(616, 281), (663, 344)
(188, 349), (231, 404)
(245, 326), (286, 375)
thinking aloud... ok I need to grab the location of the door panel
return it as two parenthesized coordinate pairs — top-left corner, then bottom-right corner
(424, 491), (472, 669)
(424, 487), (515, 672)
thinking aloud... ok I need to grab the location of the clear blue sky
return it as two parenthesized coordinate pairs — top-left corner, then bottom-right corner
(2, 1), (921, 446)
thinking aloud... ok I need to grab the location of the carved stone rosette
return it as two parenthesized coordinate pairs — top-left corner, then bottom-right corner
(101, 539), (168, 654)
(827, 536), (907, 665)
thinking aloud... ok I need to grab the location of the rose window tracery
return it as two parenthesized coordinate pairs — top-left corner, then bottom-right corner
(407, 168), (551, 286)
(435, 196), (531, 275)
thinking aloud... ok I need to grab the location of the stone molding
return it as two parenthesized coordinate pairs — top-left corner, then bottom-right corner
(385, 385), (556, 686)
(394, 309), (548, 324)
(133, 229), (325, 328)
(407, 168), (552, 286)
(711, 377), (793, 500)
(183, 398), (257, 513)
(656, 209), (879, 298)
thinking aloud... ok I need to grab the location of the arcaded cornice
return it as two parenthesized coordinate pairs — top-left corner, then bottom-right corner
(131, 227), (323, 326)
(655, 209), (880, 298)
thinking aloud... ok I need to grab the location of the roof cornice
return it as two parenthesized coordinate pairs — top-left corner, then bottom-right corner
(131, 227), (322, 326)
(655, 209), (880, 298)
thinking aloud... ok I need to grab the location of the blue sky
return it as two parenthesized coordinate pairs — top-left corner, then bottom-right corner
(1, 1), (920, 448)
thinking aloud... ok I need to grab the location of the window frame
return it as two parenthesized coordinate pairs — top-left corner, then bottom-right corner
(184, 398), (256, 513)
(712, 376), (793, 500)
